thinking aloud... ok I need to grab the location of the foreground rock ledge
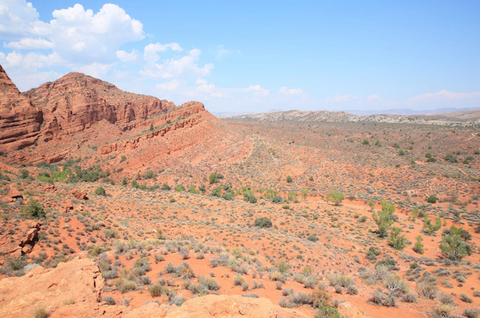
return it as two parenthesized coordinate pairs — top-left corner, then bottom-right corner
(0, 257), (309, 318)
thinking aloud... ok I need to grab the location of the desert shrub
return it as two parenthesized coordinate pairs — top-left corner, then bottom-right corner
(389, 226), (410, 250)
(416, 281), (438, 299)
(310, 290), (331, 308)
(460, 293), (473, 303)
(369, 290), (396, 307)
(198, 276), (220, 291)
(384, 274), (409, 295)
(372, 201), (395, 237)
(241, 282), (249, 291)
(286, 176), (293, 183)
(34, 307), (49, 318)
(25, 200), (45, 218)
(413, 235), (425, 254)
(254, 217), (272, 228)
(464, 309), (479, 318)
(328, 274), (354, 288)
(149, 284), (167, 297)
(116, 278), (136, 293)
(474, 291), (480, 297)
(401, 293), (417, 303)
(427, 195), (438, 203)
(314, 305), (342, 318)
(429, 303), (455, 318)
(347, 285), (358, 295)
(325, 191), (344, 206)
(102, 296), (116, 305)
(440, 226), (472, 261)
(234, 274), (245, 286)
(94, 186), (106, 196)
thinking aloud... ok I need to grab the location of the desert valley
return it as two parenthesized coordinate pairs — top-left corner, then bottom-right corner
(0, 62), (479, 318)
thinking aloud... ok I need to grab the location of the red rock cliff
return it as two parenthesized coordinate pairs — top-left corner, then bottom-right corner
(0, 65), (43, 154)
(26, 72), (175, 142)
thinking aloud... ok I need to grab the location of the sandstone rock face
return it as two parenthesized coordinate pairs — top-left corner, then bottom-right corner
(0, 220), (40, 257)
(164, 295), (310, 318)
(0, 257), (107, 318)
(71, 189), (88, 200)
(0, 65), (43, 154)
(338, 301), (366, 318)
(26, 72), (175, 142)
(125, 295), (310, 318)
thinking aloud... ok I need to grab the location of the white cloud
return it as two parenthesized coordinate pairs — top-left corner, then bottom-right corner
(143, 42), (183, 63)
(0, 0), (45, 40)
(141, 49), (213, 79)
(367, 94), (380, 101)
(215, 44), (229, 59)
(196, 78), (207, 84)
(116, 49), (138, 62)
(279, 86), (303, 95)
(156, 79), (180, 91)
(0, 51), (5, 63)
(1, 2), (145, 65)
(325, 94), (359, 103)
(410, 90), (480, 102)
(245, 85), (269, 96)
(2, 51), (63, 70)
(4, 38), (53, 49)
(77, 62), (112, 78)
(48, 4), (144, 64)
(211, 92), (228, 98)
(197, 83), (215, 93)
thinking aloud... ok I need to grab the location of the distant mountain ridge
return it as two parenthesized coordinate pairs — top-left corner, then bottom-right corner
(223, 108), (480, 127)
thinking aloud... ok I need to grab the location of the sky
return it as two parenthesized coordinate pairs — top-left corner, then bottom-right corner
(0, 0), (479, 114)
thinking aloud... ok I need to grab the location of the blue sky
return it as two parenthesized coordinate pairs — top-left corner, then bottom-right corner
(1, 0), (479, 114)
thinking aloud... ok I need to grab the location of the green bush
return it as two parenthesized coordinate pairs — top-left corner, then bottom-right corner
(254, 217), (272, 228)
(94, 186), (106, 196)
(25, 200), (45, 218)
(427, 195), (437, 203)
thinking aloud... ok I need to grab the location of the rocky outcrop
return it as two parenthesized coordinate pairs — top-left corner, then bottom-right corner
(71, 189), (88, 200)
(338, 301), (366, 318)
(26, 72), (175, 142)
(0, 257), (108, 318)
(0, 220), (40, 257)
(125, 295), (310, 318)
(0, 65), (43, 154)
(98, 102), (207, 155)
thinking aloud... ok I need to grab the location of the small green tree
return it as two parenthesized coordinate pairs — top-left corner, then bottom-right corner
(286, 175), (293, 183)
(145, 170), (154, 179)
(422, 216), (442, 235)
(161, 183), (171, 191)
(440, 226), (472, 261)
(189, 184), (199, 194)
(389, 227), (410, 250)
(26, 200), (45, 218)
(372, 200), (395, 238)
(301, 188), (309, 200)
(368, 201), (375, 211)
(175, 185), (185, 192)
(413, 235), (424, 254)
(94, 186), (106, 196)
(326, 191), (344, 206)
(243, 190), (257, 203)
(122, 177), (128, 186)
(150, 124), (154, 131)
(19, 169), (29, 179)
(411, 207), (419, 220)
(208, 173), (218, 184)
(427, 195), (437, 203)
